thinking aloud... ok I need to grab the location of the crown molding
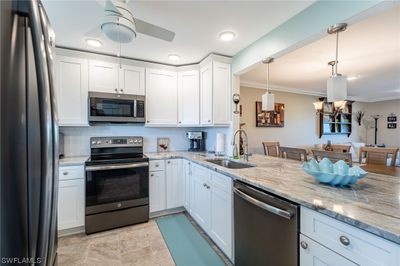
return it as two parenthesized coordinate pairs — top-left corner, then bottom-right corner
(240, 80), (326, 97)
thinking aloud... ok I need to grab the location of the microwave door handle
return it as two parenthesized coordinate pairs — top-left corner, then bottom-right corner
(86, 162), (149, 171)
(133, 99), (137, 117)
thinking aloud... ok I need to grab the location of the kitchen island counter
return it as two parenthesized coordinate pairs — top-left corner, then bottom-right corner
(146, 152), (400, 245)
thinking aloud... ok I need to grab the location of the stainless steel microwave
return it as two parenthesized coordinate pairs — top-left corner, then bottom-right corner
(88, 92), (145, 124)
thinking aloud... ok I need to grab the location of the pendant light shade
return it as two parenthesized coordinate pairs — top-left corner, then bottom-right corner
(326, 23), (348, 102)
(262, 57), (275, 111)
(262, 93), (275, 111)
(327, 75), (347, 102)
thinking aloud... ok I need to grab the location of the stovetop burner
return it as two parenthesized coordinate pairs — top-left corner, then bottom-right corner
(85, 136), (147, 166)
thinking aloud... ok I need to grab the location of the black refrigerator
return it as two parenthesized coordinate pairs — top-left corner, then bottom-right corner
(1, 0), (59, 265)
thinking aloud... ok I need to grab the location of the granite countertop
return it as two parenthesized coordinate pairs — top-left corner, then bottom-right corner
(146, 152), (400, 245)
(59, 156), (88, 166)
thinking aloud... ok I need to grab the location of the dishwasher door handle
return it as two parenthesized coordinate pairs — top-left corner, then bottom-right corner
(234, 188), (294, 220)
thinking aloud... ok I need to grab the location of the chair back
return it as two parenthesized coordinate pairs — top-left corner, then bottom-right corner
(262, 142), (280, 157)
(312, 150), (352, 166)
(279, 147), (307, 161)
(359, 147), (399, 166)
(322, 144), (351, 153)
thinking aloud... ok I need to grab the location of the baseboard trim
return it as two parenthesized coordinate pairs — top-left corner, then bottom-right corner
(150, 207), (186, 218)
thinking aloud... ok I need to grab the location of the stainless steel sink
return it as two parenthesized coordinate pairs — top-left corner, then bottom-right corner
(205, 159), (255, 169)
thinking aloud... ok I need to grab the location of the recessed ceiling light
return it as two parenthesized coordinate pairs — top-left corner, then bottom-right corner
(85, 38), (102, 47)
(219, 31), (236, 42)
(347, 75), (359, 81)
(168, 54), (180, 61)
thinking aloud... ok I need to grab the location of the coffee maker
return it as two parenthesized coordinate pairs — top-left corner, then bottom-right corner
(187, 131), (206, 152)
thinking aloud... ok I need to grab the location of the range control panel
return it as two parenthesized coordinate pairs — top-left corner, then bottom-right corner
(90, 136), (143, 148)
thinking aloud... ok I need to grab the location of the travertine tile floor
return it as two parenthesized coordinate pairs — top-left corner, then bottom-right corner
(57, 213), (232, 266)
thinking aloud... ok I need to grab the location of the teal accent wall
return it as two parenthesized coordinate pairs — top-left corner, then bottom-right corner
(232, 0), (382, 74)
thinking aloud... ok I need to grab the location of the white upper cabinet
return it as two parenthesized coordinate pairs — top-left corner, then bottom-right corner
(200, 63), (213, 125)
(212, 61), (231, 125)
(145, 68), (178, 126)
(119, 64), (145, 95)
(55, 56), (88, 126)
(88, 60), (119, 93)
(178, 70), (200, 126)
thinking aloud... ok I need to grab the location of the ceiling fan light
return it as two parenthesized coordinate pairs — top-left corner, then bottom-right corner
(262, 92), (275, 111)
(102, 22), (135, 43)
(327, 75), (347, 102)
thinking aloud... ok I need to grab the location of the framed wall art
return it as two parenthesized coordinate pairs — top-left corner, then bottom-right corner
(255, 102), (285, 127)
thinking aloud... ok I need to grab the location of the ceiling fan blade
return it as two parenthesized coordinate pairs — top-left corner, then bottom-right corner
(84, 26), (104, 38)
(134, 18), (175, 42)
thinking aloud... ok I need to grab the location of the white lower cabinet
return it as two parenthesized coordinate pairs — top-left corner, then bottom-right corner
(183, 160), (192, 211)
(58, 166), (85, 231)
(300, 234), (357, 266)
(209, 172), (232, 259)
(190, 163), (233, 259)
(300, 207), (400, 266)
(149, 159), (184, 213)
(191, 164), (211, 230)
(149, 170), (166, 213)
(166, 159), (184, 209)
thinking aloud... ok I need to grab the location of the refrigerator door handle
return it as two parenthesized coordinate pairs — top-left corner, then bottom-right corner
(27, 1), (56, 264)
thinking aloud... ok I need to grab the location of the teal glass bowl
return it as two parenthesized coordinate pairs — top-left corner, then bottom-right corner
(303, 158), (368, 186)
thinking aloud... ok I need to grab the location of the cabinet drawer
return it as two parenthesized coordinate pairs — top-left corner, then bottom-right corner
(300, 234), (357, 266)
(149, 160), (165, 172)
(59, 165), (84, 181)
(301, 207), (400, 266)
(210, 171), (232, 193)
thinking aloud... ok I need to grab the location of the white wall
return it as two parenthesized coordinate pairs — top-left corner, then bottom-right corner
(363, 99), (400, 147)
(240, 86), (366, 154)
(60, 125), (232, 156)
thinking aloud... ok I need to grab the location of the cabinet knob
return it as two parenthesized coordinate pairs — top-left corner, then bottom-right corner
(114, 88), (118, 92)
(120, 89), (123, 93)
(178, 121), (182, 124)
(203, 183), (206, 187)
(155, 164), (159, 167)
(208, 120), (211, 122)
(207, 185), (210, 189)
(300, 241), (308, 250)
(146, 120), (150, 123)
(150, 173), (154, 177)
(339, 235), (350, 246)
(63, 172), (68, 175)
(167, 161), (171, 164)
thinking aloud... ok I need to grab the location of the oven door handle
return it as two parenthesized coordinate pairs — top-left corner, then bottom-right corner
(86, 162), (149, 171)
(233, 188), (293, 220)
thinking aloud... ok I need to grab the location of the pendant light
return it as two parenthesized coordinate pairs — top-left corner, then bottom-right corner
(326, 23), (347, 103)
(261, 57), (275, 111)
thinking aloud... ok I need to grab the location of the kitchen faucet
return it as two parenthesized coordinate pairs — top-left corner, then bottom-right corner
(232, 129), (250, 161)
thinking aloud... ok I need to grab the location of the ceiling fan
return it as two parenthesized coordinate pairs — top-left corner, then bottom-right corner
(84, 0), (175, 44)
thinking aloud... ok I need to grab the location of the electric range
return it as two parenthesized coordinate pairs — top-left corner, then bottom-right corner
(85, 136), (149, 234)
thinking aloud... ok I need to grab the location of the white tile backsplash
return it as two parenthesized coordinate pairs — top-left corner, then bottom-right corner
(60, 125), (232, 156)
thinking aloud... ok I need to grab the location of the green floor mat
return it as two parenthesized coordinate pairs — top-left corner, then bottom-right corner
(156, 214), (226, 266)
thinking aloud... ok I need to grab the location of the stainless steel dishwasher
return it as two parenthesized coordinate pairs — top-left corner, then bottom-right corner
(234, 180), (299, 266)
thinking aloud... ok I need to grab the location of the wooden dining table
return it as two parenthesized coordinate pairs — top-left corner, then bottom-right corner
(360, 164), (400, 177)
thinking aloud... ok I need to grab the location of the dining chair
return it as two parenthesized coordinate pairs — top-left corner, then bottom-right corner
(262, 141), (280, 157)
(312, 149), (353, 166)
(359, 147), (399, 166)
(322, 144), (351, 153)
(279, 147), (308, 161)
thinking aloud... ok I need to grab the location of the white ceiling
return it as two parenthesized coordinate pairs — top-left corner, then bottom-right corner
(241, 5), (400, 102)
(42, 0), (314, 65)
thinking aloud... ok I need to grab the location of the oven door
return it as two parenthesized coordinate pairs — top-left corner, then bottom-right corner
(88, 92), (145, 123)
(85, 162), (149, 214)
